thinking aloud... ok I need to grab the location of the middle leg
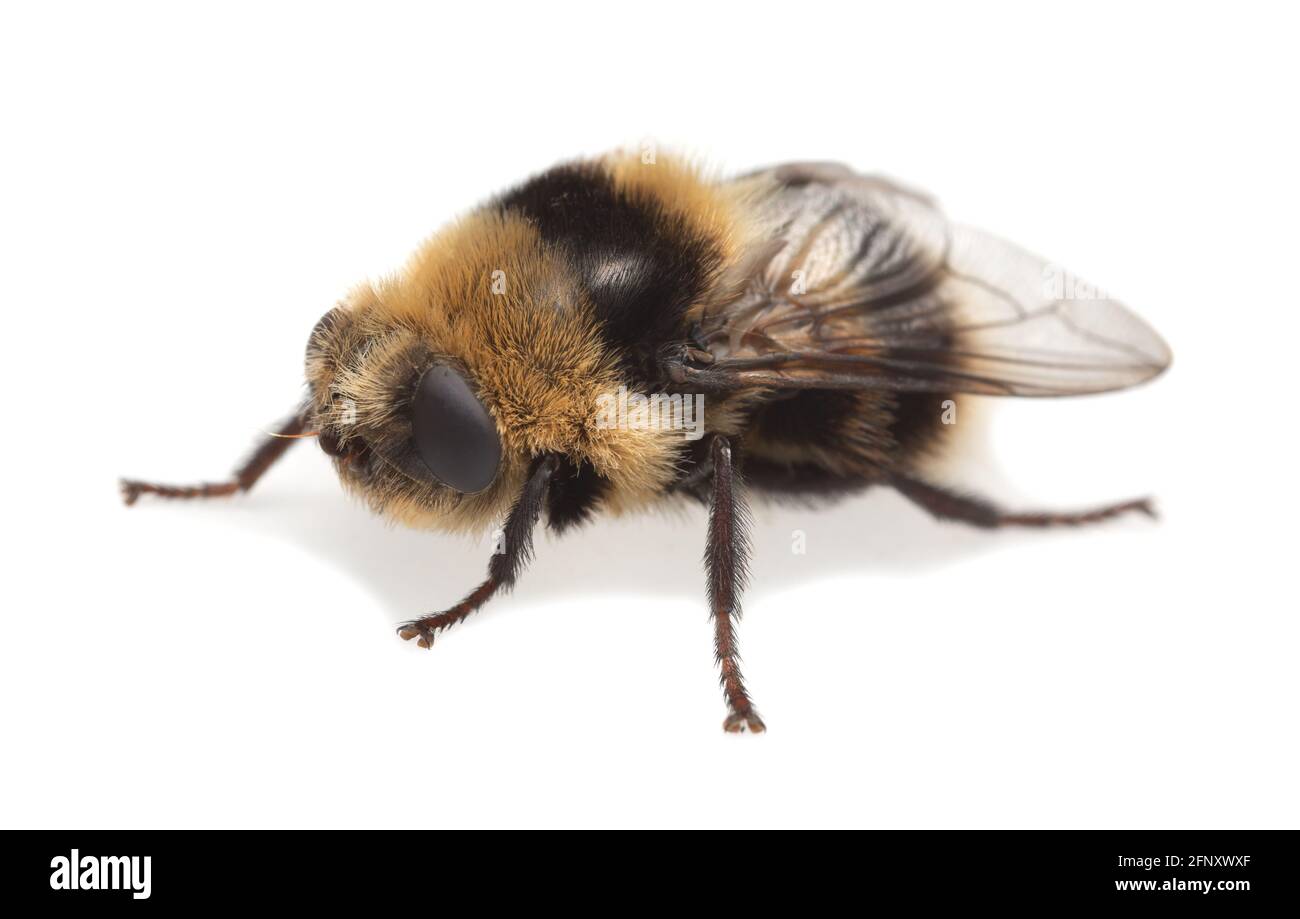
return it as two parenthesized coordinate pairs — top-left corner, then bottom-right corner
(706, 435), (766, 734)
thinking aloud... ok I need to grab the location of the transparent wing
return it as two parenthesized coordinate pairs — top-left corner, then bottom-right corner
(689, 166), (1171, 396)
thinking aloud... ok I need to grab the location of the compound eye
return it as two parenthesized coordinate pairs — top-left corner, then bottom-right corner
(318, 430), (344, 458)
(411, 363), (502, 494)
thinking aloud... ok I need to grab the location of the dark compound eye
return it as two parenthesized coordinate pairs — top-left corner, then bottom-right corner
(318, 430), (344, 458)
(411, 363), (502, 494)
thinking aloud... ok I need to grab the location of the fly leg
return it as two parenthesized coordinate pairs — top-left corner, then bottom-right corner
(890, 473), (1155, 529)
(397, 455), (558, 648)
(706, 435), (765, 734)
(120, 410), (307, 505)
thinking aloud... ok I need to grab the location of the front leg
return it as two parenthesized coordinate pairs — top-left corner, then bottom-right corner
(120, 409), (308, 505)
(706, 435), (766, 734)
(398, 455), (559, 648)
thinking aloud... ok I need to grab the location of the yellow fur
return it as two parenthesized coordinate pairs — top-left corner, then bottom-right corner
(307, 154), (755, 532)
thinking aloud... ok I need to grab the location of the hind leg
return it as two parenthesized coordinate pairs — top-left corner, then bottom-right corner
(890, 473), (1155, 529)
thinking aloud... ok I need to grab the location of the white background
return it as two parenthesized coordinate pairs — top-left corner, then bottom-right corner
(2, 2), (1296, 829)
